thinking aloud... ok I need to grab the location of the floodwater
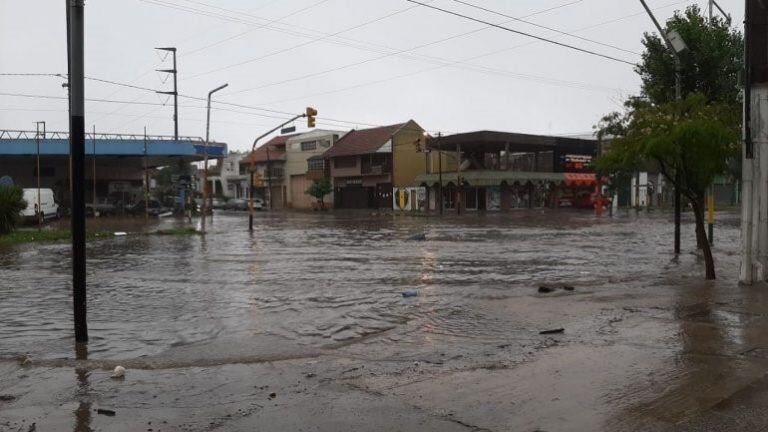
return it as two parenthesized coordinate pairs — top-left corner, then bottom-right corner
(0, 209), (720, 362)
(6, 209), (768, 431)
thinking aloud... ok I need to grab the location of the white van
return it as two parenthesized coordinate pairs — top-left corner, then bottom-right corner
(21, 188), (60, 221)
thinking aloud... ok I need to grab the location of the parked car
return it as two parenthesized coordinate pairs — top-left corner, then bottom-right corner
(211, 198), (227, 209)
(21, 188), (60, 221)
(224, 198), (264, 211)
(85, 198), (118, 216)
(127, 199), (169, 216)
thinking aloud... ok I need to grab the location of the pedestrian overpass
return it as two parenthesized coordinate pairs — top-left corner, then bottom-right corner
(0, 129), (228, 206)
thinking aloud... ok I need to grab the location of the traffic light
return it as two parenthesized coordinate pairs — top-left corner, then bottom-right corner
(253, 172), (263, 187)
(306, 107), (317, 128)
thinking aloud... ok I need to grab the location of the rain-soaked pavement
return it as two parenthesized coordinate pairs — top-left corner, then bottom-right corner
(2, 209), (768, 431)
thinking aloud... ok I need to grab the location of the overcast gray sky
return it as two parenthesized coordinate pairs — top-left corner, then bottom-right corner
(0, 0), (744, 152)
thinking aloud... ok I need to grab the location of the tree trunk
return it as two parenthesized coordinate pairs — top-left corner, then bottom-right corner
(692, 196), (716, 280)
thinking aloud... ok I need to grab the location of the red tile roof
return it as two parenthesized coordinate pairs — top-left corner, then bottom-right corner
(243, 134), (296, 164)
(321, 123), (405, 158)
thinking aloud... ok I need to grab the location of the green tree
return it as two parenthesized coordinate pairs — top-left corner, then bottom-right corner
(636, 5), (742, 108)
(598, 94), (738, 279)
(306, 178), (332, 209)
(0, 185), (27, 235)
(596, 6), (742, 279)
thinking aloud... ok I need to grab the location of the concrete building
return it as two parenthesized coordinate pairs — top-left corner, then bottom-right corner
(284, 129), (346, 209)
(202, 152), (249, 199)
(415, 131), (598, 212)
(241, 134), (294, 209)
(321, 120), (425, 210)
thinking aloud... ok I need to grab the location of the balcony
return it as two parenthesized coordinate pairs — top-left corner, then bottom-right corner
(361, 164), (390, 176)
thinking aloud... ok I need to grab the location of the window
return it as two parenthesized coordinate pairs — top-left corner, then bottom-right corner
(320, 140), (331, 148)
(269, 167), (284, 178)
(301, 141), (317, 151)
(334, 157), (356, 169)
(308, 159), (324, 171)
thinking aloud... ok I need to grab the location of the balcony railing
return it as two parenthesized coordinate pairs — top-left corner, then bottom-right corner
(361, 164), (390, 175)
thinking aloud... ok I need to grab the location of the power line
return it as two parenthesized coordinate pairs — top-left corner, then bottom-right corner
(448, 0), (641, 56)
(222, 0), (591, 96)
(406, 0), (636, 66)
(258, 1), (688, 106)
(0, 90), (383, 130)
(184, 3), (426, 79)
(182, 0), (333, 56)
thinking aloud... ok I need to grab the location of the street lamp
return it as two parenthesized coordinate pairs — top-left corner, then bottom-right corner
(201, 83), (228, 234)
(639, 0), (687, 255)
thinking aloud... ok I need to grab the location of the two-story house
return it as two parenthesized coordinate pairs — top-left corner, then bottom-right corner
(284, 129), (346, 209)
(321, 120), (425, 209)
(203, 151), (249, 199)
(242, 134), (295, 209)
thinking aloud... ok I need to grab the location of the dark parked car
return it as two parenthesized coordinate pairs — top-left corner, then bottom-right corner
(127, 199), (169, 216)
(223, 198), (249, 211)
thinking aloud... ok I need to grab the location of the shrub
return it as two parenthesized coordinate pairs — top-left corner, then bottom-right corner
(0, 185), (26, 235)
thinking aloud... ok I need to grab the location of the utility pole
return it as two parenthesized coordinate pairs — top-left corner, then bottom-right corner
(92, 125), (96, 213)
(266, 146), (273, 210)
(35, 121), (45, 231)
(66, 0), (88, 343)
(144, 127), (150, 224)
(155, 47), (188, 221)
(436, 132), (443, 215)
(740, 0), (768, 284)
(155, 47), (178, 140)
(639, 0), (686, 255)
(456, 142), (461, 215)
(201, 83), (228, 234)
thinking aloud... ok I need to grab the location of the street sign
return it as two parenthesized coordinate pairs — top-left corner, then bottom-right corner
(281, 126), (296, 134)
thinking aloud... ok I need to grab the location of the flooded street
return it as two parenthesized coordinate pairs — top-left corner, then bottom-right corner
(3, 209), (768, 431)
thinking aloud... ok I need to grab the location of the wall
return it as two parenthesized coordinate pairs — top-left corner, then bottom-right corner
(392, 120), (426, 188)
(330, 156), (361, 178)
(285, 130), (342, 207)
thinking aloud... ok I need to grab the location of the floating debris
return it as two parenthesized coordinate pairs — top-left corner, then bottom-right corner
(111, 365), (126, 379)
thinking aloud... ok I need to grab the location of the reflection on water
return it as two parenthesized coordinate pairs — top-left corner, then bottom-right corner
(0, 210), (741, 364)
(74, 343), (91, 432)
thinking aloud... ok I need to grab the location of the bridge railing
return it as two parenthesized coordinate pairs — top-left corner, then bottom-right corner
(0, 129), (223, 145)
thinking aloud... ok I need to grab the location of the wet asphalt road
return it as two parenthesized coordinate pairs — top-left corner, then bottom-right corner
(3, 209), (768, 431)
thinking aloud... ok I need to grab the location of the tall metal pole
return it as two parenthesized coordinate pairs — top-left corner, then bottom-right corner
(201, 83), (228, 234)
(92, 125), (96, 212)
(674, 59), (682, 255)
(438, 133), (443, 215)
(35, 121), (44, 230)
(639, 0), (684, 255)
(155, 47), (179, 141)
(67, 0), (88, 343)
(267, 146), (274, 210)
(144, 127), (149, 223)
(456, 142), (461, 215)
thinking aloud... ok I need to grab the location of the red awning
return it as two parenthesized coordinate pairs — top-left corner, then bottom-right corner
(564, 173), (596, 187)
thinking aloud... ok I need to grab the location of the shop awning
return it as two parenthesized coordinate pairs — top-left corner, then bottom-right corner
(563, 173), (596, 187)
(414, 170), (566, 187)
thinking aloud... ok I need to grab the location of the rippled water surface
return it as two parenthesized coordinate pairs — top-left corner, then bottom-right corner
(0, 210), (740, 362)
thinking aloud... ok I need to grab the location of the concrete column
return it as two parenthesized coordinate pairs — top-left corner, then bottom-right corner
(743, 85), (768, 282)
